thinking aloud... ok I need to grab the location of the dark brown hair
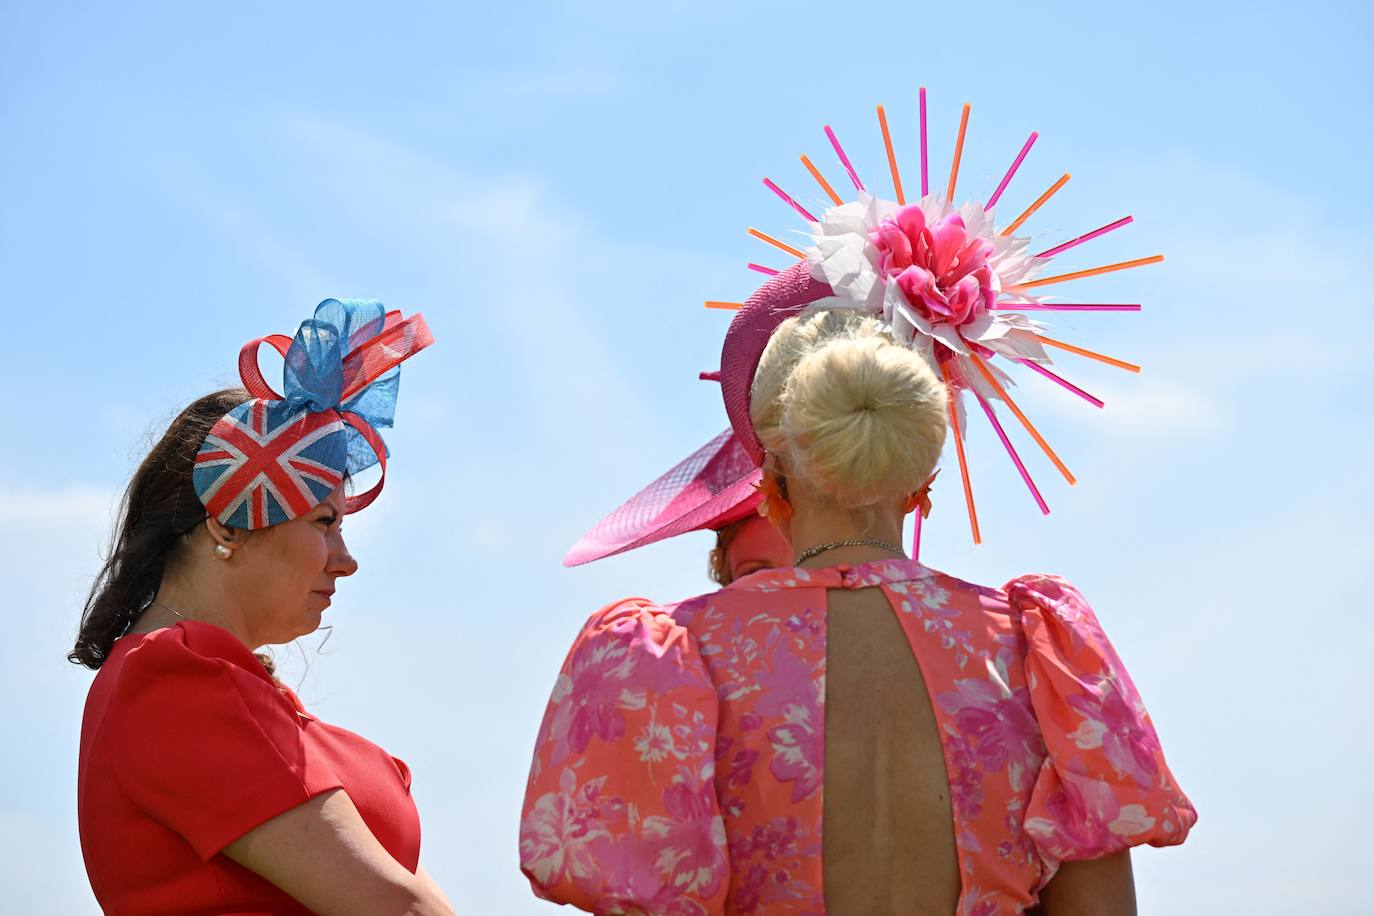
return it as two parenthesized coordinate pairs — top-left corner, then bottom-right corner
(70, 389), (249, 669)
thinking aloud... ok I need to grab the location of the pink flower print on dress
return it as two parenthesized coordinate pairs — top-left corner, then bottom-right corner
(941, 731), (987, 819)
(750, 634), (817, 718)
(520, 768), (620, 891)
(634, 718), (681, 765)
(1026, 768), (1158, 863)
(730, 816), (819, 913)
(589, 837), (712, 916)
(869, 206), (997, 328)
(643, 769), (729, 901)
(766, 700), (824, 802)
(936, 676), (1045, 793)
(783, 605), (822, 638)
(547, 635), (647, 763)
(1066, 675), (1162, 789)
(750, 638), (825, 802)
(957, 886), (1006, 916)
(719, 736), (763, 791)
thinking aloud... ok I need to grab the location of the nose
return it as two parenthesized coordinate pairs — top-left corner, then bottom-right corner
(327, 531), (359, 578)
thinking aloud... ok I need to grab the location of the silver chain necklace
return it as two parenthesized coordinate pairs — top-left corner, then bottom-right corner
(794, 538), (905, 565)
(148, 601), (190, 621)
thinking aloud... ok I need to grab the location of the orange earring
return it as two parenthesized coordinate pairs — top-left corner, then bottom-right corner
(754, 474), (794, 522)
(904, 470), (940, 518)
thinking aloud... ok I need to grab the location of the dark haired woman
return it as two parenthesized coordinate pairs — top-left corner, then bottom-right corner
(73, 301), (454, 915)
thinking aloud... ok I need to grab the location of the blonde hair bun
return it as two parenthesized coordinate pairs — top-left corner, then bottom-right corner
(750, 309), (947, 507)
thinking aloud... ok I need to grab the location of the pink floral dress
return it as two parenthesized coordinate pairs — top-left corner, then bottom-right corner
(520, 559), (1195, 914)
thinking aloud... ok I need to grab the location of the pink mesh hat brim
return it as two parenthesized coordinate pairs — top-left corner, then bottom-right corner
(564, 263), (831, 567)
(719, 261), (834, 464)
(563, 429), (766, 567)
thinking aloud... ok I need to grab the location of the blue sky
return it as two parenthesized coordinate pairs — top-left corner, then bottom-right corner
(2, 1), (1371, 912)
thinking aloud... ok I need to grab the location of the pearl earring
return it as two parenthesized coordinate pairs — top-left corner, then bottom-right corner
(214, 544), (233, 560)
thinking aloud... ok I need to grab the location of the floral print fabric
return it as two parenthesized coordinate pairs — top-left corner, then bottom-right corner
(520, 560), (1195, 914)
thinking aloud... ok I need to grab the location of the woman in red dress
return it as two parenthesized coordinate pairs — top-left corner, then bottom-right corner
(72, 300), (453, 915)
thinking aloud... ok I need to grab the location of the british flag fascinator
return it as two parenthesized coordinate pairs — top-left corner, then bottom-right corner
(193, 298), (434, 530)
(709, 89), (1159, 544)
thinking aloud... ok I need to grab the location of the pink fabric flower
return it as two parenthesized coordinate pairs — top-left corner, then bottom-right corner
(519, 769), (619, 890)
(1025, 770), (1125, 859)
(936, 677), (1045, 793)
(869, 205), (996, 327)
(766, 700), (823, 802)
(644, 771), (729, 899)
(1066, 677), (1162, 789)
(547, 635), (645, 762)
(729, 816), (819, 913)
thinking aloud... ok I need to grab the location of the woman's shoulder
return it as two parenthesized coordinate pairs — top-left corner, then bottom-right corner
(890, 564), (1090, 622)
(96, 622), (293, 743)
(120, 620), (262, 666)
(999, 572), (1116, 655)
(565, 594), (717, 666)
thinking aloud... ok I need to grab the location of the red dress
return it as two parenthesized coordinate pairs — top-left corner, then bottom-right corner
(78, 621), (421, 915)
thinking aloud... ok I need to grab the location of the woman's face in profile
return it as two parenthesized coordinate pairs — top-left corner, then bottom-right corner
(724, 514), (792, 582)
(232, 487), (359, 645)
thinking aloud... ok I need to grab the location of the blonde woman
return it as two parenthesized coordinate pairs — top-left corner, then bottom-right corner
(522, 279), (1195, 912)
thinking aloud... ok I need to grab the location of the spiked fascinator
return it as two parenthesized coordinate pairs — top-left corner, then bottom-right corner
(569, 89), (1159, 560)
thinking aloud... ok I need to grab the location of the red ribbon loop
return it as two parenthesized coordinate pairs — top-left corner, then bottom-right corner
(339, 410), (389, 515)
(237, 335), (294, 400)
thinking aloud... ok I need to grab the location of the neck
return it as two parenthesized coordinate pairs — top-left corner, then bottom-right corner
(136, 571), (255, 649)
(787, 499), (907, 570)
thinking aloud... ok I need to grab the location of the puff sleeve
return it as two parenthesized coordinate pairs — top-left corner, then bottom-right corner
(520, 598), (729, 915)
(107, 624), (344, 861)
(1006, 574), (1197, 868)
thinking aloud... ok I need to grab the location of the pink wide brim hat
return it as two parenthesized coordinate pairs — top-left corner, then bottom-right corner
(719, 261), (835, 464)
(564, 262), (833, 566)
(563, 428), (763, 566)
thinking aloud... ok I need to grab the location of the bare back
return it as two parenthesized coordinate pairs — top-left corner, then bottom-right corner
(521, 559), (1189, 912)
(823, 586), (961, 914)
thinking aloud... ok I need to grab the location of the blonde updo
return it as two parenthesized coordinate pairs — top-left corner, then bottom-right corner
(750, 309), (948, 508)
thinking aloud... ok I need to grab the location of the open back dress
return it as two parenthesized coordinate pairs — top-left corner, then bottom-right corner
(520, 559), (1195, 914)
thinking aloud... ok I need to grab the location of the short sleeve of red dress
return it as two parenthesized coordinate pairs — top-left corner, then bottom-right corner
(106, 624), (345, 861)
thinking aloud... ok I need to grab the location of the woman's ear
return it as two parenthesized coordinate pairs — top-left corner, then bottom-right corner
(203, 517), (240, 560)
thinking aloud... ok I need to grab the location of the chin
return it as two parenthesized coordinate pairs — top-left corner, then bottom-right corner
(274, 610), (323, 643)
(296, 613), (325, 639)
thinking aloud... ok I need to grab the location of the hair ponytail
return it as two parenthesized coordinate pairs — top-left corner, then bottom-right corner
(70, 389), (248, 669)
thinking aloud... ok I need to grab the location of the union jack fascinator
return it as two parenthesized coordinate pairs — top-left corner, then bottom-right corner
(710, 89), (1158, 544)
(194, 298), (434, 530)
